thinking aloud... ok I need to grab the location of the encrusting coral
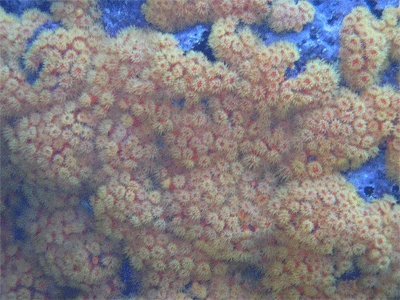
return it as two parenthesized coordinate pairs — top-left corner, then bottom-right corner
(1, 0), (400, 299)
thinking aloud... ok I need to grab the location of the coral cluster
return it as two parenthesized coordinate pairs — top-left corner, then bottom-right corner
(1, 225), (57, 300)
(1, 0), (400, 299)
(19, 205), (123, 291)
(268, 0), (315, 33)
(339, 5), (400, 91)
(142, 0), (314, 32)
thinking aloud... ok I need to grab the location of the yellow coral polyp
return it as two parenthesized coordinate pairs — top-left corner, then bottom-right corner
(196, 262), (211, 280)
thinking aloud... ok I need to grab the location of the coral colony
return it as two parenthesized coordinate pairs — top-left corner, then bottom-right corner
(1, 0), (400, 299)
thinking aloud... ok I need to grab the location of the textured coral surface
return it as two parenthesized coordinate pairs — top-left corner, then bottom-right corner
(1, 0), (400, 299)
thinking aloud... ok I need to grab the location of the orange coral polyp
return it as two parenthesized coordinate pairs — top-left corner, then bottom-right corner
(349, 54), (364, 70)
(307, 161), (323, 178)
